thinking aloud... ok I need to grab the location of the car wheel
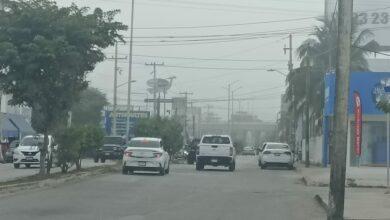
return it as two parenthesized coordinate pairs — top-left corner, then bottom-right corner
(229, 161), (235, 171)
(25, 164), (31, 168)
(94, 157), (99, 163)
(14, 163), (20, 169)
(101, 157), (106, 163)
(165, 163), (170, 174)
(196, 162), (204, 171)
(122, 166), (128, 175)
(187, 158), (194, 165)
(159, 167), (165, 176)
(288, 165), (294, 170)
(261, 164), (267, 169)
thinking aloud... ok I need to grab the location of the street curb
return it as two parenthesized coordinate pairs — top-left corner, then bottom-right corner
(314, 194), (329, 214)
(0, 164), (118, 197)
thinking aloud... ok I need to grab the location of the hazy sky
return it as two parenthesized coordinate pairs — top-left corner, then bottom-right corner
(55, 0), (326, 122)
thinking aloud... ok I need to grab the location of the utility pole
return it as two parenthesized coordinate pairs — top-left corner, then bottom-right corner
(145, 62), (164, 116)
(125, 0), (135, 142)
(108, 42), (127, 135)
(305, 64), (311, 168)
(225, 81), (239, 135)
(284, 34), (295, 151)
(180, 92), (193, 142)
(328, 1), (353, 219)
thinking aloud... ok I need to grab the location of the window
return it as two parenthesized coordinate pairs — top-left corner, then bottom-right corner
(129, 139), (161, 148)
(202, 136), (231, 144)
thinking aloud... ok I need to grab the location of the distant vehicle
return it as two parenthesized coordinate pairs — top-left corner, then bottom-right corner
(5, 140), (19, 163)
(122, 137), (170, 175)
(196, 135), (236, 171)
(185, 138), (200, 164)
(13, 135), (58, 168)
(94, 136), (126, 163)
(241, 146), (256, 155)
(258, 142), (294, 170)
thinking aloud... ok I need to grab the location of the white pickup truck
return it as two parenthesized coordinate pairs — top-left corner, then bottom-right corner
(196, 135), (236, 171)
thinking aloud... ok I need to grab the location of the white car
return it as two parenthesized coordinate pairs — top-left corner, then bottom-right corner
(242, 146), (256, 155)
(258, 142), (294, 170)
(13, 135), (58, 168)
(122, 137), (170, 175)
(196, 135), (236, 171)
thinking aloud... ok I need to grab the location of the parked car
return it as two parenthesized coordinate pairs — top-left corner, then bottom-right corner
(241, 146), (256, 155)
(258, 142), (294, 170)
(185, 138), (200, 164)
(94, 136), (126, 163)
(5, 140), (19, 163)
(196, 135), (236, 171)
(13, 135), (58, 168)
(122, 137), (170, 175)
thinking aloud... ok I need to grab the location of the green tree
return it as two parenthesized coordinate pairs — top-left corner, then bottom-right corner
(0, 0), (126, 175)
(56, 125), (104, 173)
(134, 117), (184, 156)
(71, 87), (108, 127)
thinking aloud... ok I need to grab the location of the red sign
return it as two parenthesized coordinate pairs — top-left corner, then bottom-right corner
(354, 92), (362, 156)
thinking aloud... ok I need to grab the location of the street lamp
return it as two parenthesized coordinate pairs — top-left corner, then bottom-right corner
(126, 0), (135, 142)
(267, 68), (288, 77)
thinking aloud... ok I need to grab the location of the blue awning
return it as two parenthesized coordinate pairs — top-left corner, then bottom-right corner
(0, 113), (35, 138)
(1, 114), (19, 138)
(7, 113), (35, 136)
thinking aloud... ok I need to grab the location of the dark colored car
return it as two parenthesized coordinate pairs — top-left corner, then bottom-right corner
(186, 138), (200, 164)
(5, 140), (19, 163)
(94, 136), (126, 163)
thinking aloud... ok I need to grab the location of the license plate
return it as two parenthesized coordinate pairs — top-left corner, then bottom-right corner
(138, 161), (146, 166)
(211, 159), (218, 163)
(26, 156), (33, 161)
(105, 153), (110, 156)
(274, 153), (281, 156)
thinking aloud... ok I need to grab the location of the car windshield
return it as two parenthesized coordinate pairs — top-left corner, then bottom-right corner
(129, 140), (161, 148)
(20, 137), (44, 146)
(202, 136), (230, 144)
(104, 137), (125, 145)
(266, 144), (289, 150)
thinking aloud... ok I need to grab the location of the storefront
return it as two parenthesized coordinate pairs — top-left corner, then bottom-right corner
(324, 72), (390, 167)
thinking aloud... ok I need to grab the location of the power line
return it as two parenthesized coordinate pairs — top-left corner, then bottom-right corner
(106, 53), (287, 63)
(133, 16), (317, 30)
(136, 63), (279, 71)
(130, 27), (313, 39)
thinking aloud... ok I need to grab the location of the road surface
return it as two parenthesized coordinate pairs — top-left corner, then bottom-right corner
(0, 156), (325, 220)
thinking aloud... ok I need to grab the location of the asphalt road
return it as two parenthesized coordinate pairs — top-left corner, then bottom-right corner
(0, 156), (326, 220)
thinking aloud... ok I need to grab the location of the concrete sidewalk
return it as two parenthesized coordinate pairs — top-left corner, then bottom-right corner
(0, 159), (116, 183)
(297, 163), (390, 219)
(297, 163), (390, 188)
(315, 187), (390, 220)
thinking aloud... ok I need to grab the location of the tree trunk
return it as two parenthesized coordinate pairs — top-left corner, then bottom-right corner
(76, 155), (82, 171)
(46, 136), (53, 174)
(39, 132), (49, 176)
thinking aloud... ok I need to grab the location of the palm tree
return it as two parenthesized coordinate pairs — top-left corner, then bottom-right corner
(285, 17), (380, 135)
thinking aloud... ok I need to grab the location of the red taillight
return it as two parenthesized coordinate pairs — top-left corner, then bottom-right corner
(263, 151), (271, 154)
(124, 151), (133, 157)
(154, 152), (163, 158)
(229, 147), (234, 156)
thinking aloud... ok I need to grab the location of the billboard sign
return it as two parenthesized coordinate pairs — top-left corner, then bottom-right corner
(324, 72), (390, 116)
(103, 110), (150, 137)
(325, 0), (390, 49)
